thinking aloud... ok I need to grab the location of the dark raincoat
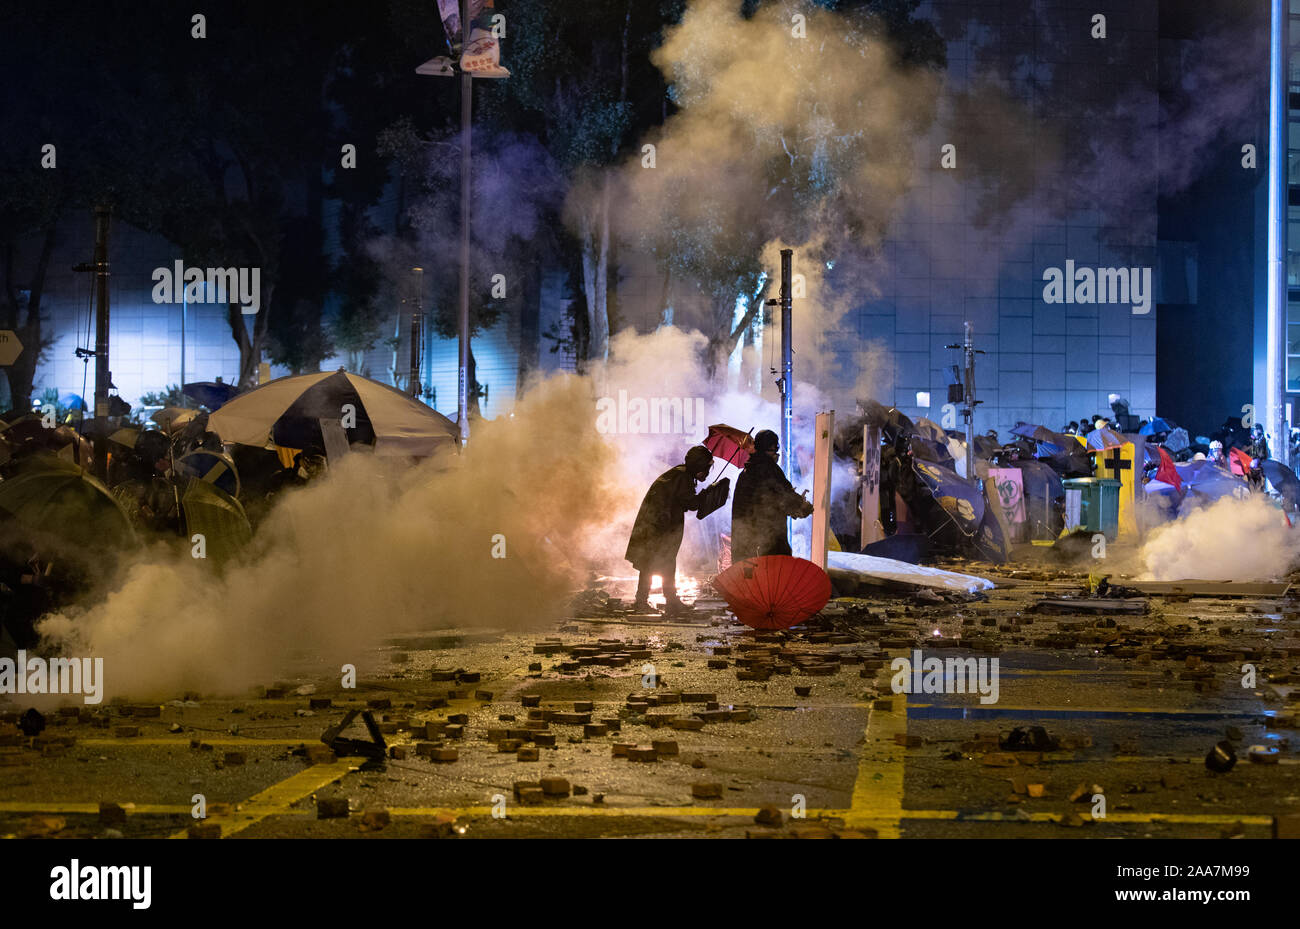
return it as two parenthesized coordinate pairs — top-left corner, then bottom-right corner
(730, 452), (813, 560)
(624, 465), (703, 569)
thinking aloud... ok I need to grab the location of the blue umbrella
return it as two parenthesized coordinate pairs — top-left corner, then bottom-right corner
(912, 459), (985, 537)
(1139, 417), (1174, 435)
(1175, 461), (1248, 503)
(59, 394), (86, 411)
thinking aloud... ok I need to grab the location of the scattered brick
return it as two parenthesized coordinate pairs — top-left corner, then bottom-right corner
(540, 777), (570, 797)
(317, 797), (350, 819)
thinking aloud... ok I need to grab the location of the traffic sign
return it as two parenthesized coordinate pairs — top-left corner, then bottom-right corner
(0, 330), (22, 366)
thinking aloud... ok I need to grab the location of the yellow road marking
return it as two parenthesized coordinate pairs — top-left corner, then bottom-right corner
(167, 760), (358, 839)
(844, 663), (907, 838)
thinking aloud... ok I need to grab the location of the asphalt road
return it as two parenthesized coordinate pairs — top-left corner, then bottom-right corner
(2, 561), (1297, 840)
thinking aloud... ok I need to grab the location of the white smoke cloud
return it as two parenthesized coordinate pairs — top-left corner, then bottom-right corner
(1138, 495), (1298, 582)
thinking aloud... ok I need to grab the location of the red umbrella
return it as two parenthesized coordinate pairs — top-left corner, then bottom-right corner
(712, 555), (832, 630)
(703, 424), (755, 469)
(1153, 446), (1182, 493)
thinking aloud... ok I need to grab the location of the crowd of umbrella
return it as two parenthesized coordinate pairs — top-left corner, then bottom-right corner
(0, 371), (458, 650)
(828, 402), (1300, 565)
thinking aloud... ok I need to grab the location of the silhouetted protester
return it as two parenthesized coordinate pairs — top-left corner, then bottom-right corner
(625, 445), (714, 614)
(1247, 458), (1266, 493)
(730, 429), (814, 560)
(1248, 424), (1270, 461)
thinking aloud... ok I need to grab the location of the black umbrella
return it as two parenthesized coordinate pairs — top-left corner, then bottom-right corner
(1009, 460), (1065, 539)
(1260, 460), (1300, 510)
(858, 400), (915, 442)
(183, 381), (238, 411)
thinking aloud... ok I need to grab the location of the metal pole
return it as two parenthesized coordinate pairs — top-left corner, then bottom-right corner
(181, 287), (187, 393)
(964, 321), (975, 483)
(457, 0), (472, 445)
(91, 203), (112, 481)
(780, 248), (793, 482)
(410, 267), (424, 397)
(1267, 0), (1287, 459)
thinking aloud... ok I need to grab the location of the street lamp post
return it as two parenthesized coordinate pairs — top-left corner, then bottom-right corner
(416, 0), (507, 446)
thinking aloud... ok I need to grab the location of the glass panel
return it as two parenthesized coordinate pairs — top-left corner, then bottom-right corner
(1289, 357), (1300, 392)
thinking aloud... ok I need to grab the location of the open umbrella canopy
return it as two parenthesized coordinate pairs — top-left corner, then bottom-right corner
(108, 427), (141, 448)
(912, 417), (948, 443)
(0, 415), (93, 470)
(1011, 422), (1062, 444)
(1139, 417), (1175, 435)
(712, 555), (832, 630)
(183, 381), (238, 411)
(1261, 459), (1300, 509)
(1086, 427), (1124, 450)
(181, 478), (251, 567)
(703, 424), (754, 468)
(207, 370), (457, 456)
(0, 455), (136, 550)
(152, 406), (200, 433)
(1175, 461), (1248, 503)
(176, 448), (241, 498)
(912, 459), (985, 536)
(910, 435), (956, 470)
(1009, 459), (1065, 539)
(857, 400), (914, 441)
(1163, 427), (1191, 454)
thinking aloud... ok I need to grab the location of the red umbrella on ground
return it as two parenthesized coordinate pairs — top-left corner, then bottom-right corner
(713, 555), (832, 630)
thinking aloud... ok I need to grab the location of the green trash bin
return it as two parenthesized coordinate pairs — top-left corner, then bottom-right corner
(1062, 477), (1121, 541)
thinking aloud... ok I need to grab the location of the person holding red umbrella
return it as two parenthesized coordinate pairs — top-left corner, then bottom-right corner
(625, 445), (715, 615)
(731, 429), (814, 560)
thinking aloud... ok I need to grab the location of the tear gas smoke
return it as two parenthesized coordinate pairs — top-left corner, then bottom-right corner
(1138, 495), (1298, 583)
(35, 330), (868, 700)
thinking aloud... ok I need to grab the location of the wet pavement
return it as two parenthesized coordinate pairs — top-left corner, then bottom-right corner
(2, 555), (1298, 840)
